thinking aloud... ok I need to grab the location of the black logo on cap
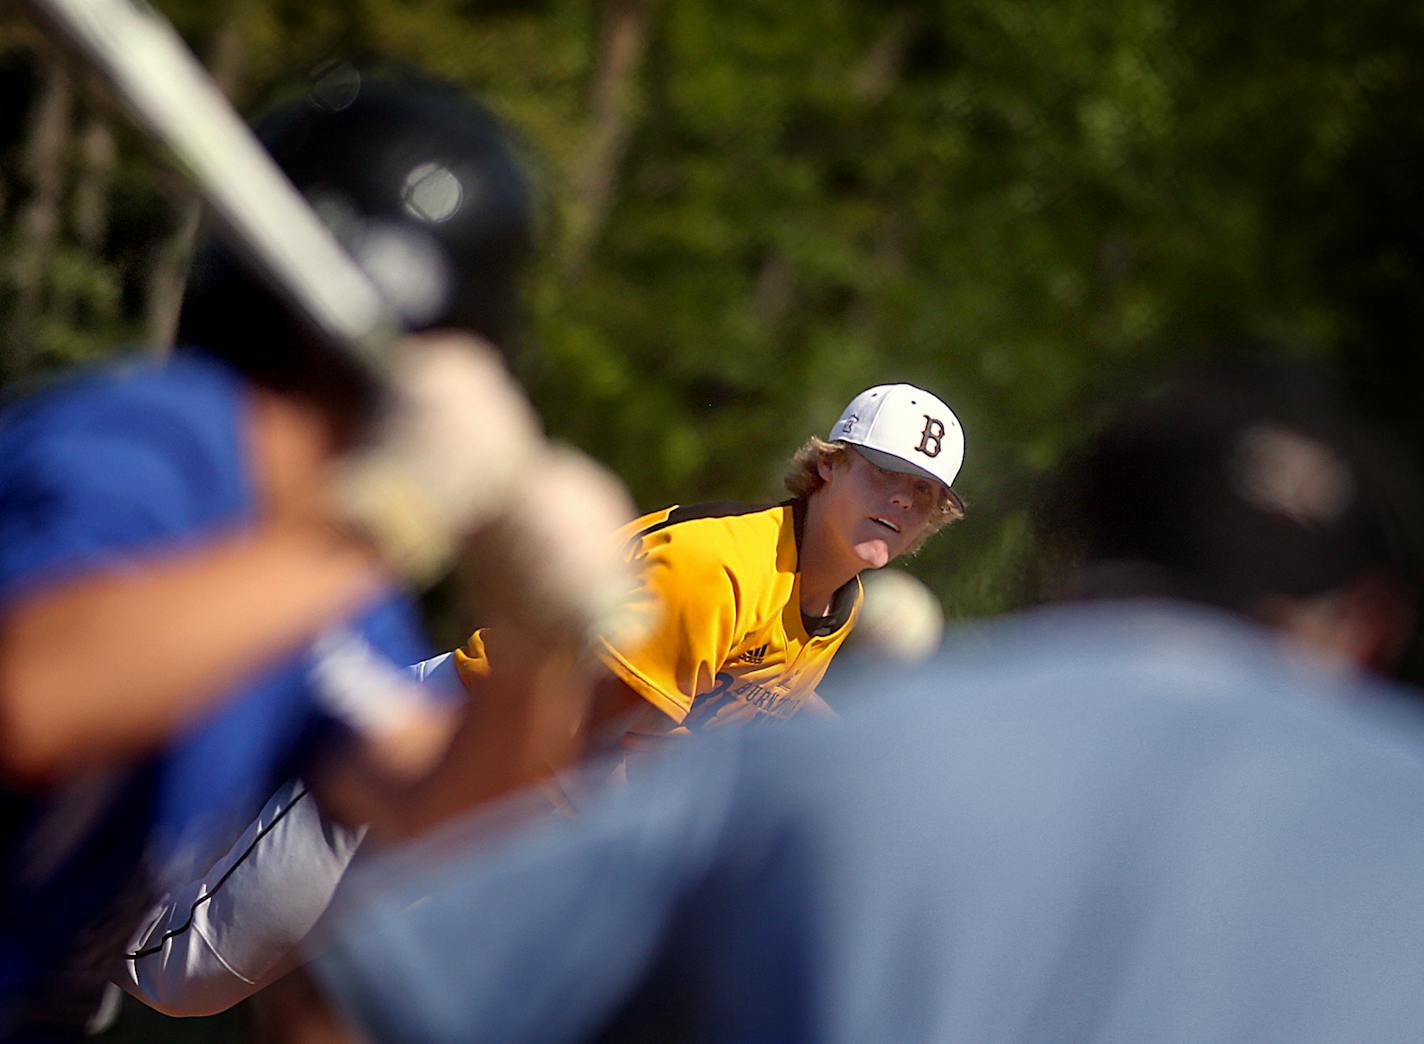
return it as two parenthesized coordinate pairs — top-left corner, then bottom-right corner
(916, 415), (946, 458)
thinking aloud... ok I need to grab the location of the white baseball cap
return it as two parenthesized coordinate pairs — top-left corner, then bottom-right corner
(829, 383), (964, 490)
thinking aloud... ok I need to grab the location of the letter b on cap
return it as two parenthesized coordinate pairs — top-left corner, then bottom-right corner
(916, 415), (946, 458)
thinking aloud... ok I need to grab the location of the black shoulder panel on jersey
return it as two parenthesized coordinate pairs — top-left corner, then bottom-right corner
(633, 499), (791, 542)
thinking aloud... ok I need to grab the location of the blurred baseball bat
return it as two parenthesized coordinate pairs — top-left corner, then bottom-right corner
(15, 0), (396, 381)
(16, 0), (637, 613)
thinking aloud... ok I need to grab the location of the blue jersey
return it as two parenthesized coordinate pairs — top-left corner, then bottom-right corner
(0, 356), (433, 1030)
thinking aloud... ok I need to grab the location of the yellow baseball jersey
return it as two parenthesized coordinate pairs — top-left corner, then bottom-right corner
(599, 499), (862, 736)
(454, 500), (863, 740)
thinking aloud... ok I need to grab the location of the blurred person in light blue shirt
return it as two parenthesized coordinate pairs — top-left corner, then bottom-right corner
(305, 363), (1424, 1044)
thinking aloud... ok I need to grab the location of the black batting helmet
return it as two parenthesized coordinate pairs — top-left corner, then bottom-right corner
(177, 65), (536, 420)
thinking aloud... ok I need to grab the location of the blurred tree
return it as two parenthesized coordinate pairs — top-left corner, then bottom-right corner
(0, 0), (1419, 622)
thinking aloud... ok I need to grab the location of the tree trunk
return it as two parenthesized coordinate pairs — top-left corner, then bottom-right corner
(72, 115), (116, 255)
(6, 57), (73, 379)
(852, 9), (917, 103)
(563, 0), (650, 274)
(47, 111), (119, 329)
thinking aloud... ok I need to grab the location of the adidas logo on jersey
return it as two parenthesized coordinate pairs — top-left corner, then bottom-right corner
(734, 643), (769, 666)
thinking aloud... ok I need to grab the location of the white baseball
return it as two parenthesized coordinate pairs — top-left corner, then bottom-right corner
(852, 569), (945, 663)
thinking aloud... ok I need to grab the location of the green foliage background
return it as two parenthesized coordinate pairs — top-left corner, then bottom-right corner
(5, 0), (1421, 620)
(1, 2), (1421, 1032)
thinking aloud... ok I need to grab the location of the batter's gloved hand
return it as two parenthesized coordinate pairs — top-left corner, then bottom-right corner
(331, 331), (540, 585)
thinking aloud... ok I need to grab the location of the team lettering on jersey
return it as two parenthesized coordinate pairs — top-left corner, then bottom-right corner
(685, 669), (802, 731)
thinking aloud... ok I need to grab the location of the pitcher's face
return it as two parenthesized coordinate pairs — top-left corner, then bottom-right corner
(816, 448), (939, 570)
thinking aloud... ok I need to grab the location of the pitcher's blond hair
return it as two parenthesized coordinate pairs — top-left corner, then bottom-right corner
(784, 436), (965, 538)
